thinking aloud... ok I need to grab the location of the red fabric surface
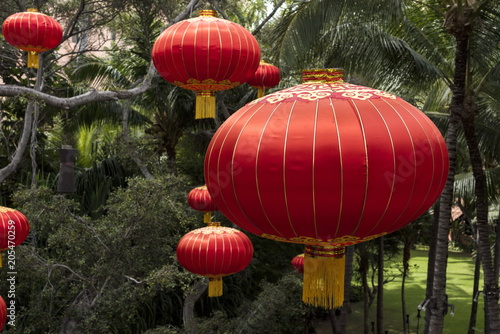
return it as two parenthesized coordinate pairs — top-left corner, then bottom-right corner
(176, 226), (253, 277)
(187, 186), (218, 212)
(205, 76), (448, 247)
(2, 11), (62, 52)
(0, 296), (5, 331)
(246, 61), (281, 89)
(0, 207), (30, 250)
(151, 13), (260, 91)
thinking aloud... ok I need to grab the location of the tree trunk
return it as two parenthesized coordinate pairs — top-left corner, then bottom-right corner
(376, 237), (384, 334)
(402, 236), (411, 334)
(462, 102), (500, 333)
(427, 33), (468, 333)
(340, 245), (355, 333)
(183, 279), (208, 334)
(424, 200), (440, 333)
(468, 237), (480, 334)
(359, 244), (370, 334)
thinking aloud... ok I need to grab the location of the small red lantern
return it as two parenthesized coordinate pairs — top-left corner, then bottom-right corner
(205, 68), (448, 308)
(152, 10), (261, 119)
(2, 8), (63, 68)
(0, 296), (6, 331)
(0, 206), (30, 267)
(176, 222), (253, 297)
(188, 185), (218, 223)
(291, 254), (304, 274)
(246, 60), (281, 98)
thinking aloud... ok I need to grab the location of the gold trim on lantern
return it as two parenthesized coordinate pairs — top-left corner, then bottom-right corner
(0, 206), (15, 213)
(199, 10), (217, 17)
(259, 232), (387, 246)
(27, 8), (38, 12)
(303, 245), (346, 309)
(195, 91), (216, 119)
(208, 276), (223, 296)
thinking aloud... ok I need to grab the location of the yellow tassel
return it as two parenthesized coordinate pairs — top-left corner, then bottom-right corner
(0, 253), (2, 268)
(208, 277), (223, 297)
(195, 91), (216, 119)
(28, 51), (39, 69)
(302, 245), (345, 309)
(257, 89), (265, 98)
(204, 212), (212, 224)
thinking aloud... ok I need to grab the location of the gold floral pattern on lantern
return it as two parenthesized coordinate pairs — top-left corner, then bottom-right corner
(259, 232), (387, 246)
(251, 83), (397, 105)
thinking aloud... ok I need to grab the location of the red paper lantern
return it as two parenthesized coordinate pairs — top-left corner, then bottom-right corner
(246, 60), (281, 98)
(187, 185), (218, 223)
(0, 296), (5, 331)
(0, 206), (30, 267)
(152, 10), (261, 119)
(176, 222), (253, 296)
(2, 8), (63, 68)
(205, 68), (448, 308)
(291, 254), (304, 274)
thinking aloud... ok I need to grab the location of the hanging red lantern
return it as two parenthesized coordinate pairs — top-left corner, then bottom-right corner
(152, 10), (261, 119)
(0, 296), (5, 331)
(2, 8), (63, 68)
(246, 60), (281, 98)
(176, 222), (253, 297)
(187, 185), (218, 223)
(291, 254), (304, 274)
(205, 68), (448, 308)
(0, 206), (30, 267)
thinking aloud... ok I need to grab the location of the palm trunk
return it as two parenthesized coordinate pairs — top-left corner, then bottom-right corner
(402, 236), (411, 334)
(359, 244), (370, 334)
(425, 200), (440, 333)
(377, 237), (384, 334)
(462, 105), (500, 333)
(468, 241), (480, 334)
(340, 245), (355, 333)
(427, 32), (468, 333)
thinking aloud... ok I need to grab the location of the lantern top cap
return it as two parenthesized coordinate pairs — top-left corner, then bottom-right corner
(27, 8), (38, 12)
(0, 206), (16, 213)
(208, 222), (221, 227)
(199, 9), (217, 17)
(302, 68), (344, 84)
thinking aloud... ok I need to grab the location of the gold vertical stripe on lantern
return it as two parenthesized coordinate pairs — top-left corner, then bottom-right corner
(302, 245), (345, 309)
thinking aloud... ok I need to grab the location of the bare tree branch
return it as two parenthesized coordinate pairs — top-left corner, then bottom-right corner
(252, 0), (286, 35)
(0, 0), (201, 184)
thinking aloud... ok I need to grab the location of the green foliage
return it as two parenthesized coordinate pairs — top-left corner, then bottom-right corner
(194, 273), (306, 334)
(175, 132), (213, 184)
(3, 174), (199, 333)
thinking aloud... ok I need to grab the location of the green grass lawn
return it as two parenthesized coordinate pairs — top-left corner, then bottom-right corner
(346, 249), (484, 334)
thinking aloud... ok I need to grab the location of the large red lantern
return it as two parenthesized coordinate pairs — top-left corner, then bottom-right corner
(2, 8), (63, 68)
(246, 60), (281, 98)
(176, 222), (253, 296)
(152, 10), (261, 119)
(291, 254), (304, 274)
(0, 206), (30, 267)
(205, 68), (448, 308)
(187, 185), (218, 223)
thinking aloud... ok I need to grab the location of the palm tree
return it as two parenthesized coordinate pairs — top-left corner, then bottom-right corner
(270, 0), (500, 332)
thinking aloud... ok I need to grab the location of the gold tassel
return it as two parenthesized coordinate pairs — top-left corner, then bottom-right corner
(28, 51), (39, 69)
(195, 91), (216, 119)
(302, 245), (345, 309)
(0, 253), (2, 268)
(203, 212), (212, 224)
(208, 277), (223, 297)
(257, 89), (265, 98)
